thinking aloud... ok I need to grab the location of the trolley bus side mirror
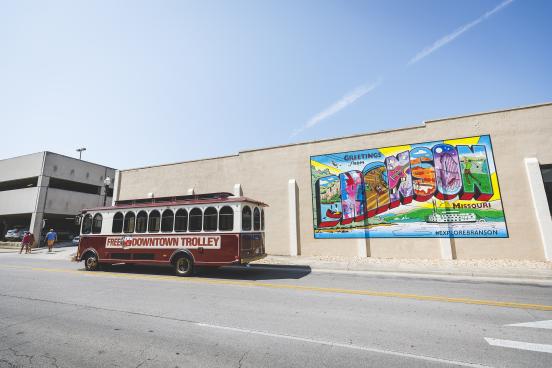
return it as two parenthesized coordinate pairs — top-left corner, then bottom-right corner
(74, 215), (82, 225)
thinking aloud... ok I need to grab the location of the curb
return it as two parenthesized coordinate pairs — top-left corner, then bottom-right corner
(224, 264), (552, 284)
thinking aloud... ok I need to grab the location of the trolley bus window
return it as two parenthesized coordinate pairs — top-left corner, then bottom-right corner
(242, 206), (252, 231)
(92, 213), (103, 234)
(261, 208), (265, 230)
(112, 212), (123, 233)
(204, 207), (217, 231)
(82, 214), (92, 234)
(148, 210), (160, 233)
(175, 209), (188, 232)
(136, 211), (148, 233)
(253, 208), (261, 231)
(124, 212), (136, 233)
(219, 206), (233, 231)
(189, 208), (202, 232)
(161, 209), (174, 232)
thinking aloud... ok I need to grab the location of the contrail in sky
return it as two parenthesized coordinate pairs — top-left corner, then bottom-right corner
(291, 79), (382, 138)
(292, 0), (514, 138)
(408, 0), (514, 65)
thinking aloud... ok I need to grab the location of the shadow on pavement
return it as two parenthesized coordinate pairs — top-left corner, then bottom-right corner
(94, 263), (312, 281)
(200, 265), (312, 280)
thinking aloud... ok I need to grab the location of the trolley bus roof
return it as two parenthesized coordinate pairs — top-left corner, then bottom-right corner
(82, 193), (268, 213)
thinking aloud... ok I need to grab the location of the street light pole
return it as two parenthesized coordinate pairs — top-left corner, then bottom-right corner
(76, 147), (86, 160)
(103, 177), (111, 206)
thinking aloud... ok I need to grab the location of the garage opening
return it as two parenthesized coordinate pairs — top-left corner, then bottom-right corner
(541, 164), (552, 217)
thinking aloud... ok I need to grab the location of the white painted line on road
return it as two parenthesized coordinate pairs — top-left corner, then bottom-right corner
(507, 320), (552, 330)
(485, 338), (552, 354)
(197, 322), (492, 367)
(0, 290), (492, 367)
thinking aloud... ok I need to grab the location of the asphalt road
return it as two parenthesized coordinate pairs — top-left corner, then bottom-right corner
(1, 252), (551, 367)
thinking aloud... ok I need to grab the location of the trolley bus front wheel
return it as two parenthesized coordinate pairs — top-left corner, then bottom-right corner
(174, 255), (194, 277)
(84, 253), (99, 271)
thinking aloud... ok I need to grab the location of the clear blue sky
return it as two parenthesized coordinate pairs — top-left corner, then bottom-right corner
(1, 0), (550, 169)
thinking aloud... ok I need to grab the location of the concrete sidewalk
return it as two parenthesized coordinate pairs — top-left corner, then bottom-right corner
(3, 245), (552, 281)
(250, 255), (552, 281)
(0, 241), (74, 253)
(0, 245), (77, 260)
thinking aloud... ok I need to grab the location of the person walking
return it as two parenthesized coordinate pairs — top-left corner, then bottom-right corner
(27, 232), (35, 254)
(20, 231), (31, 254)
(46, 228), (57, 252)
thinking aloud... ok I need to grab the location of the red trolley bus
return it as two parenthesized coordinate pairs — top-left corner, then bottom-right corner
(75, 192), (267, 276)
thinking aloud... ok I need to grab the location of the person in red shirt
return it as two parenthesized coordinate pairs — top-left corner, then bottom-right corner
(26, 232), (35, 254)
(20, 232), (31, 254)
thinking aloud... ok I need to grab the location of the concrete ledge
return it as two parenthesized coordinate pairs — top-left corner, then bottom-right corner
(0, 241), (21, 249)
(246, 255), (552, 282)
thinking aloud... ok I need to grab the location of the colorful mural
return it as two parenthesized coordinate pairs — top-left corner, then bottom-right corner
(310, 135), (508, 238)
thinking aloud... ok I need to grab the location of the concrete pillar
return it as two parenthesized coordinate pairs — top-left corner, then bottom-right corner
(233, 184), (243, 197)
(357, 238), (369, 257)
(111, 170), (121, 206)
(29, 212), (44, 247)
(524, 157), (552, 261)
(288, 179), (299, 256)
(29, 175), (49, 247)
(439, 237), (454, 260)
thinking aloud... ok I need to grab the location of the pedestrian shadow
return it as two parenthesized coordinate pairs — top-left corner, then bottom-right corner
(96, 263), (312, 281)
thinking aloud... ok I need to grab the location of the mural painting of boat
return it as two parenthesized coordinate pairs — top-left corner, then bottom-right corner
(326, 209), (342, 219)
(426, 212), (477, 223)
(425, 199), (482, 223)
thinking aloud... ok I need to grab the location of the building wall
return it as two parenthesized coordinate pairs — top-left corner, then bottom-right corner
(118, 155), (239, 200)
(117, 103), (552, 260)
(43, 152), (115, 188)
(0, 152), (116, 215)
(0, 188), (39, 216)
(0, 151), (116, 238)
(43, 188), (111, 215)
(0, 152), (44, 182)
(40, 152), (116, 216)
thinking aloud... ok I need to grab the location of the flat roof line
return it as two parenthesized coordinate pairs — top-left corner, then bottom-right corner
(425, 101), (552, 124)
(44, 151), (117, 170)
(122, 153), (239, 172)
(120, 101), (552, 173)
(0, 151), (116, 170)
(0, 151), (44, 164)
(121, 124), (424, 172)
(238, 124), (424, 154)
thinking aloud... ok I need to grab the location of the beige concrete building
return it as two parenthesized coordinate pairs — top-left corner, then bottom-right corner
(114, 103), (552, 261)
(0, 152), (115, 241)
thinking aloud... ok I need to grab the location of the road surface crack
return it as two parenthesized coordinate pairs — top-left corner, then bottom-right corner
(41, 353), (60, 368)
(2, 347), (34, 365)
(237, 351), (248, 368)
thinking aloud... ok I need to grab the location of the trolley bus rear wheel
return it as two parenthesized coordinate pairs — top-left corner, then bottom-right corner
(84, 253), (99, 271)
(174, 255), (194, 277)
